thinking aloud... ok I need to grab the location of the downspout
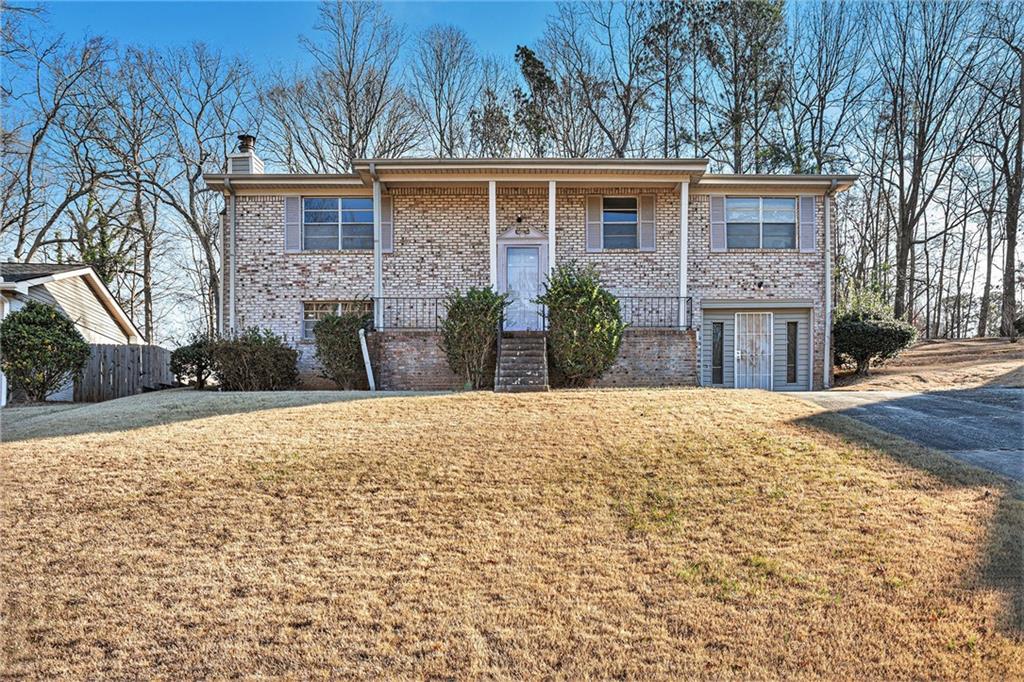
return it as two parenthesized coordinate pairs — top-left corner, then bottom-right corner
(823, 179), (837, 388)
(225, 177), (237, 335)
(216, 211), (224, 336)
(369, 162), (383, 329)
(359, 328), (376, 392)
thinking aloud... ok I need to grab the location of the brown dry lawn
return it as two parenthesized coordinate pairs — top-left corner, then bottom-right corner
(836, 337), (1024, 391)
(1, 388), (1021, 679)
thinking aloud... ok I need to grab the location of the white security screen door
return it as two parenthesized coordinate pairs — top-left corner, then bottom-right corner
(735, 312), (773, 389)
(505, 246), (542, 331)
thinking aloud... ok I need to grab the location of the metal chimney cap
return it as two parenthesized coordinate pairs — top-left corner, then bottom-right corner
(237, 134), (256, 152)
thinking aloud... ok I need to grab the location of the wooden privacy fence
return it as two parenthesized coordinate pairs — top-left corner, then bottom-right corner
(74, 344), (175, 402)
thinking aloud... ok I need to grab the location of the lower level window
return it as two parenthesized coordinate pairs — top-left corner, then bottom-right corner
(303, 300), (372, 338)
(786, 321), (798, 383)
(712, 322), (724, 384)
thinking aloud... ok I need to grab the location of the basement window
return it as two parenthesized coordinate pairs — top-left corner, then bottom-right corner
(302, 300), (373, 338)
(786, 321), (798, 384)
(712, 321), (724, 385)
(302, 197), (374, 250)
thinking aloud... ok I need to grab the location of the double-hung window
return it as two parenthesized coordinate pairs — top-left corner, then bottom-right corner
(302, 300), (373, 338)
(602, 197), (638, 249)
(725, 197), (796, 250)
(302, 197), (374, 251)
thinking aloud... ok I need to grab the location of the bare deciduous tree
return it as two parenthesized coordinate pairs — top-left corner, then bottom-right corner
(411, 24), (479, 158)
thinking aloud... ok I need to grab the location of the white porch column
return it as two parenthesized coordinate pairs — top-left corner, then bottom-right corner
(678, 178), (690, 327)
(488, 180), (497, 289)
(547, 180), (556, 278)
(373, 179), (383, 328)
(823, 193), (832, 388)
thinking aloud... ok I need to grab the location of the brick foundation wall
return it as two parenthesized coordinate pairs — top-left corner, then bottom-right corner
(371, 331), (462, 391)
(593, 329), (698, 388)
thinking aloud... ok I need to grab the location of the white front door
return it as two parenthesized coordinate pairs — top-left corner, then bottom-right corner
(504, 245), (542, 331)
(735, 312), (773, 389)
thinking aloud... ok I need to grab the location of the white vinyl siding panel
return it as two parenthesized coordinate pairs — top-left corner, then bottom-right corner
(772, 311), (811, 390)
(702, 312), (735, 387)
(24, 279), (130, 344)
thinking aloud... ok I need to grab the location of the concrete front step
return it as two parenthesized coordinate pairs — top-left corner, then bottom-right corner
(495, 383), (550, 393)
(499, 357), (547, 369)
(495, 335), (549, 393)
(499, 345), (546, 353)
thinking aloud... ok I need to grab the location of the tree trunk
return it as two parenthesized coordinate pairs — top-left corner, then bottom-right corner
(978, 212), (994, 337)
(1001, 199), (1019, 339)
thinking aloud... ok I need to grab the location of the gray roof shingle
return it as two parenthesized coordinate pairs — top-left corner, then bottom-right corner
(0, 262), (90, 283)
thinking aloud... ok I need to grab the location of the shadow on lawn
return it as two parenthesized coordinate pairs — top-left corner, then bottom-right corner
(0, 388), (443, 443)
(794, 402), (1023, 636)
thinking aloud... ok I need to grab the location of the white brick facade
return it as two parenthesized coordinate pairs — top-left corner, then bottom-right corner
(220, 175), (839, 388)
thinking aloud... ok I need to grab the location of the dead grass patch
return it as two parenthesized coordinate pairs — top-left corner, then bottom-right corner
(836, 337), (1024, 390)
(1, 388), (1021, 678)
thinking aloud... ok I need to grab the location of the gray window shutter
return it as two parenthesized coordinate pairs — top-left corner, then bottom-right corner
(585, 195), (602, 252)
(639, 195), (656, 252)
(284, 196), (301, 252)
(710, 195), (726, 252)
(381, 195), (394, 253)
(799, 195), (816, 252)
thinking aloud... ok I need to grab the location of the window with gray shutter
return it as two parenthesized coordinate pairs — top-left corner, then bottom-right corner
(300, 197), (374, 250)
(284, 196), (301, 252)
(710, 195), (726, 252)
(381, 195), (394, 253)
(602, 197), (639, 249)
(799, 195), (817, 252)
(723, 197), (796, 249)
(638, 195), (656, 251)
(585, 195), (602, 252)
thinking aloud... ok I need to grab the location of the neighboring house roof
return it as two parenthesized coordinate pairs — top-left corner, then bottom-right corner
(203, 157), (857, 193)
(0, 262), (90, 282)
(0, 262), (145, 343)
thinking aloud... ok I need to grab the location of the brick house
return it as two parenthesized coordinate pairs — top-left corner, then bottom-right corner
(204, 136), (855, 392)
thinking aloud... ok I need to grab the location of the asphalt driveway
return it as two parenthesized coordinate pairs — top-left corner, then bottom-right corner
(802, 388), (1024, 481)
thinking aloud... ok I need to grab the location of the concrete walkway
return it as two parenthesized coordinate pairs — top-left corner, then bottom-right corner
(801, 388), (1024, 481)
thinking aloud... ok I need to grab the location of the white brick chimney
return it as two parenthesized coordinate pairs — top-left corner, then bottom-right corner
(227, 133), (264, 174)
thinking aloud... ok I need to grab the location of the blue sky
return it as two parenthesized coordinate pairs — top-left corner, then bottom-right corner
(30, 1), (556, 70)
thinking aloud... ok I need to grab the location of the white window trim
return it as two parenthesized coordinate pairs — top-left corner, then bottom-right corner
(601, 195), (640, 251)
(725, 196), (797, 251)
(302, 197), (374, 252)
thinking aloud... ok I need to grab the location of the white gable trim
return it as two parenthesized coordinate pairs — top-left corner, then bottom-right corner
(1, 267), (145, 343)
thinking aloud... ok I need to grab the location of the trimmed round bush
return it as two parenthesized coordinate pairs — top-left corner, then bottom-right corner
(170, 332), (215, 389)
(833, 314), (917, 375)
(0, 300), (90, 402)
(210, 328), (298, 391)
(313, 311), (373, 389)
(439, 287), (509, 390)
(536, 263), (626, 387)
